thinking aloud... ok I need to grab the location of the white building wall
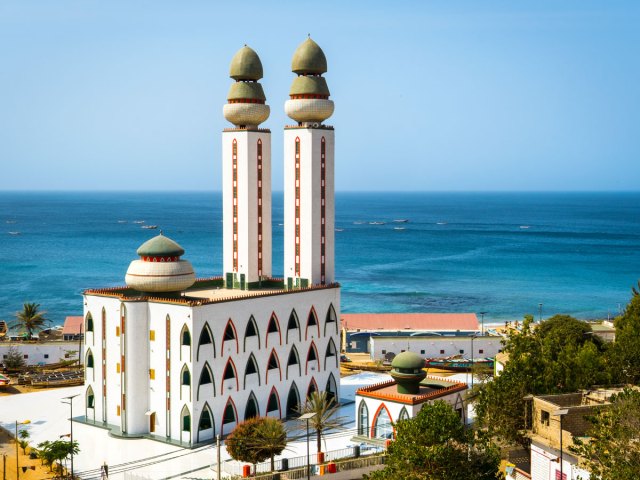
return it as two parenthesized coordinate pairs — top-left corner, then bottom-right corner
(369, 335), (503, 361)
(222, 130), (272, 288)
(531, 443), (589, 480)
(0, 342), (83, 367)
(284, 127), (335, 287)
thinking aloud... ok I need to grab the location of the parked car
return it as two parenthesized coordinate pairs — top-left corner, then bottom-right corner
(340, 354), (352, 363)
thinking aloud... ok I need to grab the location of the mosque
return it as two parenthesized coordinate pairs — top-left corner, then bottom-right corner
(81, 39), (341, 446)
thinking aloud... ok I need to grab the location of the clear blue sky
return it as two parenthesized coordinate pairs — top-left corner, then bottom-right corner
(1, 1), (638, 191)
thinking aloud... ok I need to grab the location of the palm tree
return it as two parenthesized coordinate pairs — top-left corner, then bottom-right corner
(226, 417), (287, 473)
(297, 391), (346, 454)
(252, 416), (288, 472)
(13, 303), (48, 340)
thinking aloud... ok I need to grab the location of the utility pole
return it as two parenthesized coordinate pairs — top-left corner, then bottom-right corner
(62, 394), (79, 479)
(216, 434), (221, 480)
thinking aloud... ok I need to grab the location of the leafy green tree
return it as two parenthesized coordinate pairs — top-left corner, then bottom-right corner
(4, 346), (26, 369)
(37, 439), (79, 475)
(366, 401), (502, 480)
(225, 416), (287, 472)
(608, 282), (640, 384)
(571, 388), (640, 480)
(297, 391), (345, 453)
(474, 314), (609, 446)
(13, 302), (48, 340)
(18, 428), (30, 455)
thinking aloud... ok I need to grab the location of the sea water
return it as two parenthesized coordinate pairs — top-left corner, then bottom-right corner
(1, 191), (638, 325)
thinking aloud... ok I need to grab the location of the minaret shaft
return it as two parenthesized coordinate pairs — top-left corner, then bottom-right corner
(223, 130), (272, 288)
(284, 127), (335, 287)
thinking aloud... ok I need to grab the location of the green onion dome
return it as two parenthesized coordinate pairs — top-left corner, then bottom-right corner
(289, 76), (330, 97)
(390, 351), (427, 395)
(292, 38), (327, 75)
(136, 233), (185, 257)
(391, 351), (425, 372)
(227, 82), (267, 102)
(229, 45), (263, 81)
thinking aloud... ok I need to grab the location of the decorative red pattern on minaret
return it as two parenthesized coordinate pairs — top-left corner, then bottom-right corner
(232, 139), (238, 272)
(101, 308), (107, 420)
(294, 138), (301, 278)
(320, 137), (326, 284)
(166, 316), (171, 414)
(257, 139), (263, 277)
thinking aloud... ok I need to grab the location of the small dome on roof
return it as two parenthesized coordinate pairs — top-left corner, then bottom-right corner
(136, 233), (185, 257)
(227, 82), (266, 102)
(289, 76), (330, 96)
(291, 37), (327, 75)
(391, 351), (425, 371)
(229, 45), (264, 81)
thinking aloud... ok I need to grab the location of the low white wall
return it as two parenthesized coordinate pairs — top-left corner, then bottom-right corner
(369, 335), (503, 361)
(0, 342), (83, 366)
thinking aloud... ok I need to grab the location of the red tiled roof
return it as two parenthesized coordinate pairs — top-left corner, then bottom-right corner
(62, 316), (83, 335)
(356, 377), (468, 405)
(341, 313), (478, 331)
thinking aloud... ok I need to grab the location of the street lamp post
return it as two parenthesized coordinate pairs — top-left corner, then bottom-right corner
(538, 303), (543, 322)
(62, 394), (80, 479)
(479, 312), (487, 336)
(15, 420), (30, 480)
(553, 409), (569, 480)
(298, 412), (317, 480)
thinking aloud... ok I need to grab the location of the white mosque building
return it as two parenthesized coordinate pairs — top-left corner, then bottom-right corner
(81, 39), (340, 446)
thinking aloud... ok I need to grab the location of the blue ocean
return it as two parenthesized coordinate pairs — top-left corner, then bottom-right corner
(1, 192), (639, 326)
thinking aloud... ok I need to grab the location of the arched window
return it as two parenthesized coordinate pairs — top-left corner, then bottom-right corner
(266, 387), (281, 417)
(222, 398), (238, 435)
(307, 378), (318, 399)
(286, 383), (300, 418)
(245, 392), (259, 420)
(244, 354), (260, 388)
(325, 373), (338, 403)
(324, 304), (337, 336)
(181, 405), (191, 432)
(197, 362), (215, 400)
(222, 359), (238, 391)
(266, 313), (281, 347)
(399, 407), (409, 421)
(86, 349), (94, 369)
(181, 365), (191, 386)
(197, 403), (214, 442)
(358, 401), (369, 436)
(244, 316), (260, 352)
(85, 312), (94, 333)
(372, 405), (393, 439)
(266, 350), (281, 383)
(86, 385), (95, 409)
(287, 346), (300, 379)
(306, 342), (320, 374)
(306, 308), (319, 340)
(197, 323), (215, 361)
(324, 338), (338, 370)
(181, 325), (191, 346)
(222, 319), (238, 354)
(286, 310), (301, 343)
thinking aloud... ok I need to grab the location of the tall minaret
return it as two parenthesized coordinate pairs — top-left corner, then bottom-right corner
(284, 37), (335, 288)
(222, 46), (272, 289)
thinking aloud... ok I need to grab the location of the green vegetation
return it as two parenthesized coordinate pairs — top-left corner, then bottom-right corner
(366, 401), (502, 480)
(4, 346), (26, 369)
(18, 428), (30, 455)
(225, 417), (287, 472)
(37, 439), (79, 475)
(607, 282), (640, 384)
(296, 391), (345, 453)
(13, 302), (48, 340)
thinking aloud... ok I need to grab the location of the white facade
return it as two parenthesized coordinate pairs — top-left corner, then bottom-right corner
(530, 443), (589, 480)
(283, 126), (335, 288)
(83, 285), (340, 445)
(0, 341), (83, 366)
(369, 335), (503, 361)
(223, 129), (272, 288)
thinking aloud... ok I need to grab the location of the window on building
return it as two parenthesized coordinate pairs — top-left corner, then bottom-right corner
(479, 349), (484, 354)
(44, 354), (49, 359)
(87, 393), (95, 409)
(183, 414), (191, 431)
(358, 401), (369, 436)
(459, 350), (464, 354)
(223, 402), (236, 424)
(245, 356), (258, 375)
(116, 363), (120, 373)
(245, 318), (257, 337)
(420, 350), (425, 354)
(224, 323), (236, 341)
(181, 328), (191, 346)
(117, 405), (121, 416)
(86, 352), (94, 368)
(374, 407), (393, 439)
(267, 315), (279, 334)
(440, 350), (445, 354)
(381, 349), (386, 355)
(541, 410), (550, 426)
(86, 314), (94, 332)
(267, 390), (279, 413)
(223, 362), (236, 380)
(182, 368), (191, 386)
(199, 409), (212, 430)
(116, 326), (120, 336)
(268, 352), (279, 370)
(23, 355), (28, 359)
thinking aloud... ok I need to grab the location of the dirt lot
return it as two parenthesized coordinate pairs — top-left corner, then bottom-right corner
(0, 427), (59, 479)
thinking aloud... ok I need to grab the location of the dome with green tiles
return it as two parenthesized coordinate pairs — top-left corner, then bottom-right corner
(391, 351), (425, 372)
(229, 45), (263, 81)
(136, 233), (185, 257)
(390, 351), (426, 394)
(227, 81), (266, 102)
(292, 37), (327, 74)
(289, 76), (330, 96)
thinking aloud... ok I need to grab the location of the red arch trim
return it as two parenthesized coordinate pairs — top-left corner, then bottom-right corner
(307, 377), (318, 398)
(266, 349), (282, 383)
(370, 403), (395, 439)
(265, 312), (282, 348)
(305, 341), (320, 375)
(222, 318), (239, 354)
(221, 397), (239, 437)
(222, 357), (239, 392)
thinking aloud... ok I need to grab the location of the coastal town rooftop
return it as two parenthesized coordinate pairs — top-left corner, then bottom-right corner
(341, 313), (479, 332)
(84, 276), (339, 306)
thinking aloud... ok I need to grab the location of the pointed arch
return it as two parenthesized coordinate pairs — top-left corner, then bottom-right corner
(85, 312), (94, 333)
(324, 338), (338, 370)
(85, 348), (95, 368)
(266, 386), (282, 418)
(244, 353), (261, 389)
(85, 348), (95, 382)
(324, 304), (338, 336)
(197, 402), (214, 442)
(86, 385), (95, 421)
(371, 403), (394, 439)
(265, 312), (282, 347)
(181, 404), (191, 433)
(357, 400), (369, 436)
(197, 322), (215, 361)
(305, 306), (320, 340)
(286, 346), (301, 380)
(325, 373), (338, 403)
(244, 315), (260, 352)
(197, 362), (215, 401)
(286, 382), (301, 418)
(306, 377), (318, 399)
(221, 397), (238, 436)
(398, 406), (409, 421)
(181, 364), (191, 386)
(181, 324), (191, 346)
(222, 357), (239, 392)
(286, 309), (301, 343)
(266, 349), (282, 383)
(222, 319), (239, 355)
(244, 391), (259, 420)
(306, 341), (320, 374)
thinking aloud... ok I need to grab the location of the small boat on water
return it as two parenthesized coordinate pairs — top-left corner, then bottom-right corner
(117, 220), (127, 224)
(142, 225), (158, 230)
(369, 221), (385, 225)
(393, 219), (409, 223)
(0, 373), (10, 387)
(335, 228), (344, 232)
(353, 221), (365, 225)
(133, 220), (145, 224)
(8, 231), (20, 236)
(519, 225), (530, 229)
(393, 227), (405, 230)
(436, 222), (447, 225)
(425, 356), (494, 372)
(6, 220), (17, 224)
